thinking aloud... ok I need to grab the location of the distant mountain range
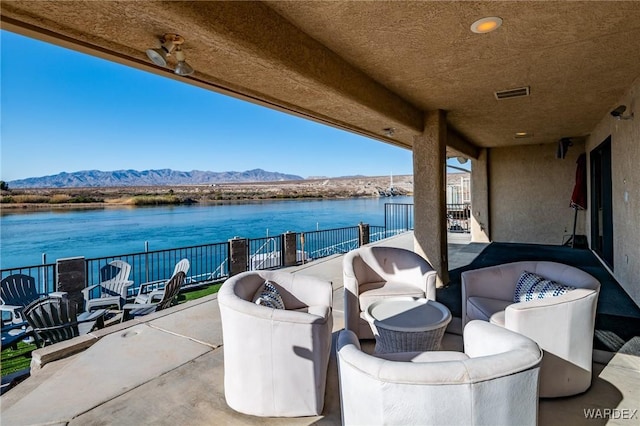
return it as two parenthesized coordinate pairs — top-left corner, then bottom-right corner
(8, 169), (304, 188)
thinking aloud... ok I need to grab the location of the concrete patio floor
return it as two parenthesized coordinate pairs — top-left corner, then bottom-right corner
(2, 232), (639, 425)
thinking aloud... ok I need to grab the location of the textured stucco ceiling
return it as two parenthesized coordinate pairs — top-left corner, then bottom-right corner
(3, 1), (640, 156)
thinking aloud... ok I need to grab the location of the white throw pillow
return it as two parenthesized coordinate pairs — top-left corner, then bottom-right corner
(252, 280), (285, 309)
(513, 271), (576, 303)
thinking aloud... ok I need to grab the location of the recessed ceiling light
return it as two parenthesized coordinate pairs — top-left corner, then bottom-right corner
(515, 132), (533, 138)
(471, 17), (503, 34)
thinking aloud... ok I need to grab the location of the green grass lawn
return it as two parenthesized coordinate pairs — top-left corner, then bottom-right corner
(176, 282), (222, 303)
(1, 341), (36, 377)
(1, 282), (223, 378)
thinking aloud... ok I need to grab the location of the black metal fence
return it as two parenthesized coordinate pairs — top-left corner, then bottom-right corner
(1, 202), (471, 297)
(385, 203), (414, 235)
(0, 262), (57, 294)
(84, 241), (229, 297)
(447, 203), (471, 233)
(370, 225), (387, 243)
(384, 202), (471, 234)
(0, 226), (369, 296)
(248, 236), (283, 270)
(299, 226), (360, 260)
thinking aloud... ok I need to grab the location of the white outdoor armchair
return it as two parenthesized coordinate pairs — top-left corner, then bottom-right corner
(337, 321), (542, 426)
(82, 260), (133, 311)
(343, 246), (436, 339)
(461, 261), (600, 397)
(218, 270), (333, 417)
(133, 259), (190, 305)
(121, 259), (189, 321)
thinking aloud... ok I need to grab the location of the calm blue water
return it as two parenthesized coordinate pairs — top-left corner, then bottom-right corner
(0, 197), (413, 269)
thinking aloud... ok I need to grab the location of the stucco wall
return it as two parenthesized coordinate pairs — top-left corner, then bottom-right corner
(470, 149), (490, 243)
(413, 110), (449, 286)
(585, 77), (640, 305)
(489, 141), (586, 245)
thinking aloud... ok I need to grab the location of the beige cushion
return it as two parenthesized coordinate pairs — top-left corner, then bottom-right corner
(375, 350), (469, 363)
(359, 281), (426, 313)
(490, 310), (506, 326)
(344, 246), (437, 339)
(466, 296), (512, 322)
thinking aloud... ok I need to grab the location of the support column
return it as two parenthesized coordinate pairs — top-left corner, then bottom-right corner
(282, 232), (298, 266)
(358, 222), (370, 246)
(229, 237), (248, 276)
(56, 256), (85, 309)
(471, 148), (491, 242)
(413, 110), (449, 286)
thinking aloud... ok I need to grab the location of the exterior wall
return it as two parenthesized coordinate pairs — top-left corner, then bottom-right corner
(489, 141), (586, 245)
(585, 76), (640, 305)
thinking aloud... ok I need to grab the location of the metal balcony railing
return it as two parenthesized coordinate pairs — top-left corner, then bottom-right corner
(1, 202), (471, 297)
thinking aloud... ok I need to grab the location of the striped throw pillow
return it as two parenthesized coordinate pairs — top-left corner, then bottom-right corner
(253, 280), (285, 309)
(514, 271), (576, 303)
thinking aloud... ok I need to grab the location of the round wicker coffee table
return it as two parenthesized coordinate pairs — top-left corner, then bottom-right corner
(365, 297), (452, 353)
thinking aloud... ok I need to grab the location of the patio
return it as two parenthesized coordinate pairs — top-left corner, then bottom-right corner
(1, 2), (639, 423)
(1, 232), (638, 425)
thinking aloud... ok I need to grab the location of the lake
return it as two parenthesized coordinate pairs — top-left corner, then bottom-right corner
(0, 196), (413, 269)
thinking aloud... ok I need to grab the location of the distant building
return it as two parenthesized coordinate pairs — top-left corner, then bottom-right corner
(446, 171), (471, 205)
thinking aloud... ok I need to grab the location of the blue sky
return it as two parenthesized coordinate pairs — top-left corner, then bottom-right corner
(1, 30), (468, 182)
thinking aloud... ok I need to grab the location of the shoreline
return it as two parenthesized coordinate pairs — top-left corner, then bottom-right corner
(0, 195), (389, 212)
(0, 175), (414, 212)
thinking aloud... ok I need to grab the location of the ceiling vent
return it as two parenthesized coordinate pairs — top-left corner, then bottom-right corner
(494, 86), (530, 100)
